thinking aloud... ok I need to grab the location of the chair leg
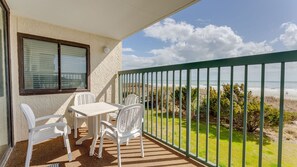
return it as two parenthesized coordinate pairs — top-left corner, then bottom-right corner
(140, 135), (144, 158)
(25, 138), (33, 167)
(117, 140), (122, 167)
(98, 132), (105, 158)
(74, 117), (78, 138)
(64, 134), (72, 161)
(126, 138), (129, 146)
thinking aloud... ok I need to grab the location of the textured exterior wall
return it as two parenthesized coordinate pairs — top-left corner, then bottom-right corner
(10, 15), (122, 142)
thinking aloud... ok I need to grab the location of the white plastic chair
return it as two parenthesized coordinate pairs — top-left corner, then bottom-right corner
(98, 104), (144, 167)
(20, 103), (72, 167)
(108, 94), (139, 120)
(74, 92), (96, 138)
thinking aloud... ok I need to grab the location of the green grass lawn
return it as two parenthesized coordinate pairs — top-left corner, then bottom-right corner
(143, 109), (297, 167)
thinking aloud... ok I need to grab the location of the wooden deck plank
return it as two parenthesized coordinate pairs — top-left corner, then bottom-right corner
(6, 129), (204, 167)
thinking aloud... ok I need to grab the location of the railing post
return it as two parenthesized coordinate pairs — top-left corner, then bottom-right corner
(278, 62), (285, 167)
(228, 66), (234, 167)
(179, 70), (182, 149)
(242, 65), (248, 167)
(196, 69), (200, 158)
(172, 70), (175, 146)
(206, 68), (210, 162)
(156, 72), (159, 137)
(186, 69), (191, 157)
(216, 67), (221, 166)
(147, 72), (149, 132)
(259, 64), (265, 167)
(166, 71), (169, 142)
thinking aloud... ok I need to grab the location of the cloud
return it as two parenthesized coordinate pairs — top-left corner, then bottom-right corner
(122, 47), (134, 52)
(123, 18), (273, 69)
(279, 22), (297, 49)
(122, 54), (154, 69)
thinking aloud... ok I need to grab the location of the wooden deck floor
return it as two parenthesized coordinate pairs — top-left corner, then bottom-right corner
(6, 129), (204, 167)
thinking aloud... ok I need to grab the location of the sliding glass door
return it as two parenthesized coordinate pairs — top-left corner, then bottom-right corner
(0, 1), (11, 164)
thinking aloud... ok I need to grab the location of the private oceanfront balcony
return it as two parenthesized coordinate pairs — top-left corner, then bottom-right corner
(5, 128), (203, 167)
(4, 50), (297, 167)
(1, 1), (296, 167)
(117, 50), (297, 167)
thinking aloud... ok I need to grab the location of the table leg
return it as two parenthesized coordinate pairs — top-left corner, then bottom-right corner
(89, 115), (99, 156)
(76, 117), (94, 145)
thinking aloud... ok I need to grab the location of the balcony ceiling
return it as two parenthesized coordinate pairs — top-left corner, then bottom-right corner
(6, 0), (198, 40)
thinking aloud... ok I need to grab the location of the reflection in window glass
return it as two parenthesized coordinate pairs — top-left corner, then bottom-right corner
(61, 45), (87, 89)
(23, 39), (58, 89)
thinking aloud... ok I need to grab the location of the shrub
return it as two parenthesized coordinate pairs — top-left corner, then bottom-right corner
(198, 83), (294, 132)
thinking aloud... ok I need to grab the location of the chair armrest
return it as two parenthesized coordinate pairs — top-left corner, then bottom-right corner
(101, 120), (117, 131)
(29, 122), (67, 132)
(35, 115), (64, 122)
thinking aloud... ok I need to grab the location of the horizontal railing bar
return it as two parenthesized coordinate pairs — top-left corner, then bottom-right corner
(119, 50), (297, 74)
(144, 132), (186, 154)
(188, 154), (217, 167)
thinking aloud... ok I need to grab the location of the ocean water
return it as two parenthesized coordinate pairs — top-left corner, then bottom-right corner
(144, 80), (297, 89)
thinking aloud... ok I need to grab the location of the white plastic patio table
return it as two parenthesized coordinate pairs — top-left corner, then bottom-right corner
(69, 102), (122, 156)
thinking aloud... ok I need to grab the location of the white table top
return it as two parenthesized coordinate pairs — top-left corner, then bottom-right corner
(69, 102), (123, 117)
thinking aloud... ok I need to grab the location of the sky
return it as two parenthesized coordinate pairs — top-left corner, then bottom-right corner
(122, 0), (297, 71)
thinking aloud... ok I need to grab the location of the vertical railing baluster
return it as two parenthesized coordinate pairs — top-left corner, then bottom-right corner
(126, 73), (129, 94)
(186, 69), (191, 157)
(196, 69), (200, 157)
(259, 64), (265, 167)
(129, 74), (131, 94)
(228, 66), (234, 167)
(166, 71), (169, 142)
(172, 70), (175, 145)
(147, 72), (149, 133)
(142, 73), (145, 131)
(278, 62), (285, 167)
(216, 67), (221, 166)
(118, 74), (122, 104)
(135, 73), (137, 94)
(126, 74), (129, 98)
(161, 71), (164, 139)
(179, 70), (182, 149)
(151, 72), (154, 135)
(132, 73), (134, 94)
(206, 68), (210, 162)
(123, 74), (125, 100)
(133, 73), (136, 94)
(138, 73), (141, 96)
(242, 65), (248, 167)
(156, 72), (159, 137)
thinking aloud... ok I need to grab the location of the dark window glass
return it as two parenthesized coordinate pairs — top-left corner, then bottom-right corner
(18, 34), (89, 95)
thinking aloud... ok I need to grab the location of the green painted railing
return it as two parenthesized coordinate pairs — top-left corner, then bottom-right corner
(118, 50), (297, 167)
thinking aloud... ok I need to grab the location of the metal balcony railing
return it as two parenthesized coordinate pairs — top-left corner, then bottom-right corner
(118, 50), (297, 167)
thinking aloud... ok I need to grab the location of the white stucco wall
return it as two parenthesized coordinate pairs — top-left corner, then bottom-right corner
(10, 15), (122, 142)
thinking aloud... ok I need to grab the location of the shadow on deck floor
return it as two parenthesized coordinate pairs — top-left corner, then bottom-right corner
(6, 129), (204, 167)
